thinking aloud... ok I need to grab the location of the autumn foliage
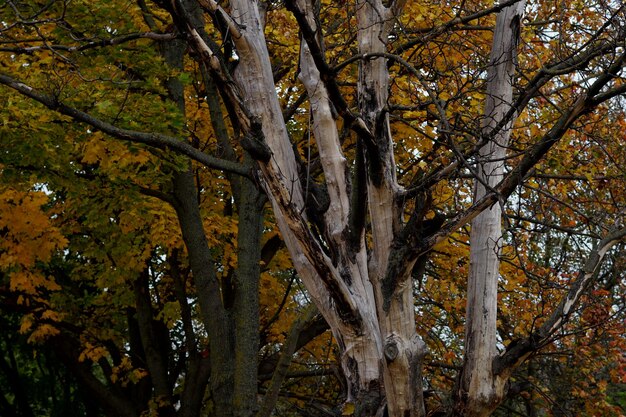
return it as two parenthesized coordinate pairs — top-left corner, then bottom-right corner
(1, 0), (625, 416)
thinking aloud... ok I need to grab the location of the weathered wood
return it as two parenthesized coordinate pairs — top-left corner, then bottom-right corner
(457, 2), (526, 416)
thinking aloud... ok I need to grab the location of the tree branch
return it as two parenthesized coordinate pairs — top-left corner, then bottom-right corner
(258, 304), (318, 417)
(394, 0), (524, 52)
(0, 32), (177, 54)
(494, 227), (626, 375)
(284, 0), (374, 142)
(420, 50), (625, 256)
(0, 73), (251, 177)
(50, 334), (138, 417)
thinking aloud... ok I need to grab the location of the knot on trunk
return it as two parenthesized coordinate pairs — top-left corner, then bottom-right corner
(384, 338), (399, 362)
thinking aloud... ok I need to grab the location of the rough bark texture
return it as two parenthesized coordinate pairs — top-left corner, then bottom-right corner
(172, 169), (235, 417)
(231, 164), (264, 417)
(133, 270), (175, 416)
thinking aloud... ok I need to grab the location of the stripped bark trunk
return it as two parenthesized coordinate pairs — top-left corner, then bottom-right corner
(226, 0), (422, 414)
(248, 0), (378, 410)
(296, 0), (425, 414)
(298, 34), (385, 413)
(354, 1), (427, 416)
(456, 2), (525, 416)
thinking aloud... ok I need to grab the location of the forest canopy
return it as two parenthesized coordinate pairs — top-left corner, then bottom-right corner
(0, 0), (625, 416)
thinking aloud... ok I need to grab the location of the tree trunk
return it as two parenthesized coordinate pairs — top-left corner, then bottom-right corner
(355, 0), (427, 415)
(172, 169), (235, 417)
(296, 4), (385, 411)
(231, 161), (264, 417)
(231, 0), (424, 414)
(133, 269), (175, 416)
(456, 2), (525, 416)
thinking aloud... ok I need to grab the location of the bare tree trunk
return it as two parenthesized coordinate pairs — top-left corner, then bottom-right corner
(298, 33), (386, 414)
(456, 2), (525, 416)
(295, 0), (430, 413)
(354, 0), (427, 415)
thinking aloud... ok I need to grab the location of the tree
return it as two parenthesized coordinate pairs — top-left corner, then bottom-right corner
(1, 0), (625, 416)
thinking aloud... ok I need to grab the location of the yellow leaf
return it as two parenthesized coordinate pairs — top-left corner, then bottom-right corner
(19, 314), (34, 334)
(342, 402), (355, 416)
(27, 324), (60, 343)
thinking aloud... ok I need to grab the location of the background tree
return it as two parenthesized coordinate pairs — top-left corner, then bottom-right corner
(1, 0), (625, 416)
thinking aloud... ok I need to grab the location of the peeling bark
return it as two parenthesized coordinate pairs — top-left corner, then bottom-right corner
(354, 1), (426, 415)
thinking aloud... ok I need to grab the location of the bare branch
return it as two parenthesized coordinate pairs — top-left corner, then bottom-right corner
(258, 304), (318, 417)
(494, 227), (626, 375)
(395, 0), (524, 51)
(284, 0), (374, 142)
(421, 49), (626, 256)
